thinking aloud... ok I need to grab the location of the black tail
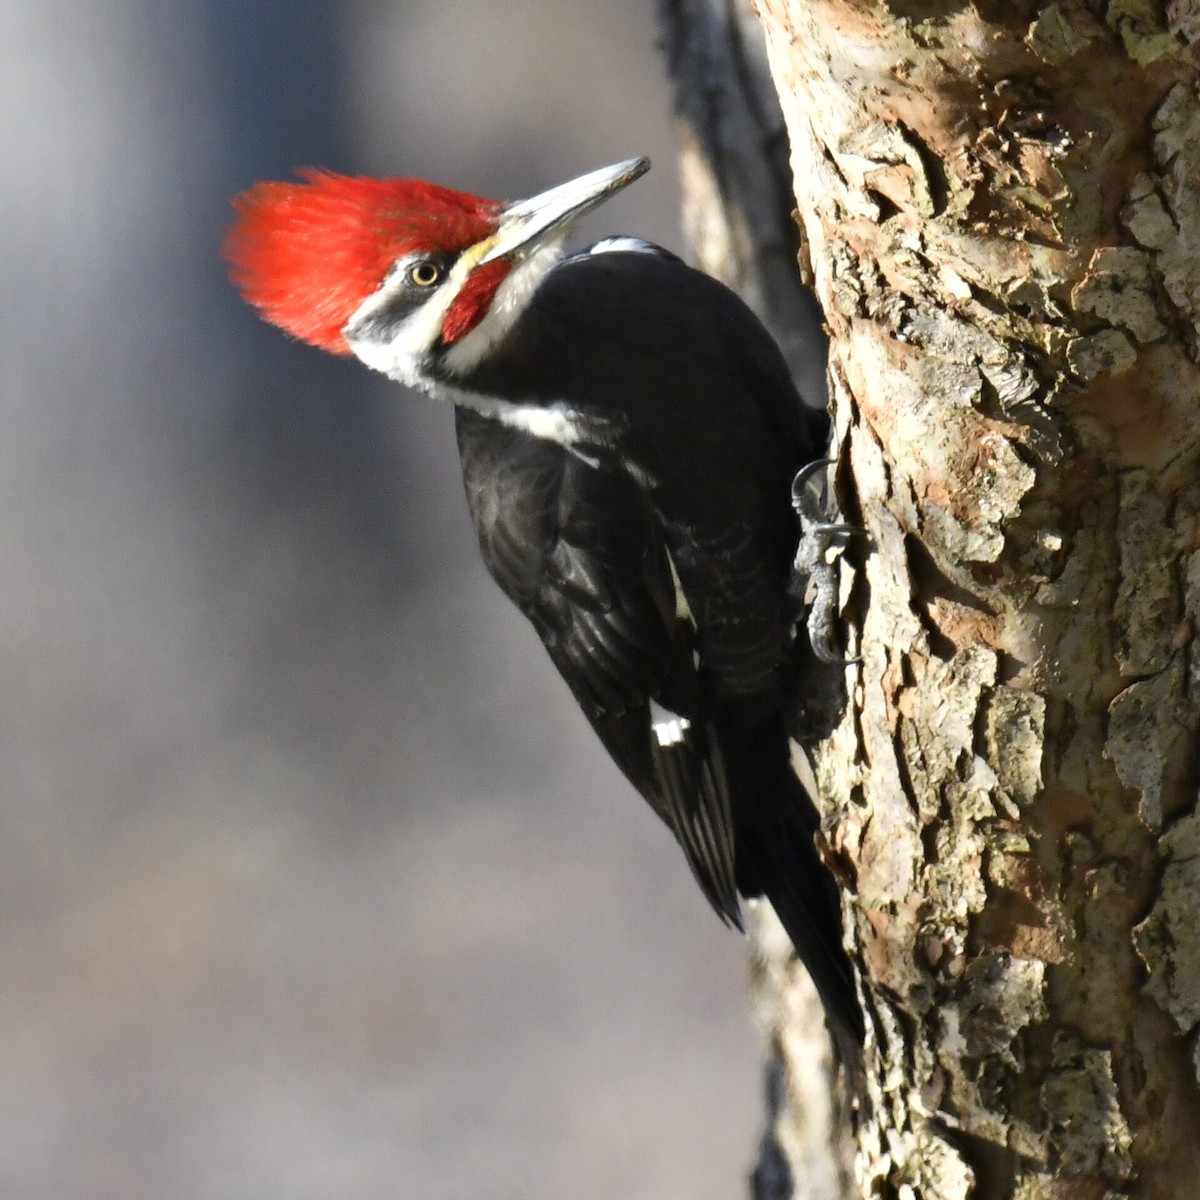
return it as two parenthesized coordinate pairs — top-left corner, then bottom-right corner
(738, 770), (864, 1056)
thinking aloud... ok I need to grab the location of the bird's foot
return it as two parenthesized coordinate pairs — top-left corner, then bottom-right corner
(790, 461), (868, 664)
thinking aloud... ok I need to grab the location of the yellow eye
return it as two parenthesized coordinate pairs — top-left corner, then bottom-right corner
(408, 261), (441, 288)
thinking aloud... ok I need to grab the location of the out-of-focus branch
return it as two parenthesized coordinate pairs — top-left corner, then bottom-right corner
(656, 5), (854, 1199)
(657, 0), (828, 410)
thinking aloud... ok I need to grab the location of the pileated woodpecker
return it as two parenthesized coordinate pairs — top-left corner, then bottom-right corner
(225, 157), (862, 1045)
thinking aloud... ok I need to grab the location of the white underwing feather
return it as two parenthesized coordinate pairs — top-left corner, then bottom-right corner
(649, 699), (692, 748)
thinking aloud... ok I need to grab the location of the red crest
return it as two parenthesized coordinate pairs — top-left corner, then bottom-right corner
(224, 169), (501, 354)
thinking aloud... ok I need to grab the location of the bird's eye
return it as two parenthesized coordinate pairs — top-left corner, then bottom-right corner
(408, 261), (442, 288)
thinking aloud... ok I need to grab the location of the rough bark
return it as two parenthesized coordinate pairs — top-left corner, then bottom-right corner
(664, 1), (1200, 1197)
(745, 2), (1200, 1198)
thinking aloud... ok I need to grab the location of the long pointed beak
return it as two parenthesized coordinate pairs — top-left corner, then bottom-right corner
(480, 157), (650, 265)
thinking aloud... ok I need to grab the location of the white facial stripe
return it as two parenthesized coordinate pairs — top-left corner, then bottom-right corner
(342, 233), (592, 452)
(649, 699), (692, 748)
(442, 242), (564, 376)
(345, 247), (485, 388)
(345, 237), (565, 388)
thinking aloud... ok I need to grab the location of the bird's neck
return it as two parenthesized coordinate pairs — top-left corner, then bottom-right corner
(439, 242), (565, 377)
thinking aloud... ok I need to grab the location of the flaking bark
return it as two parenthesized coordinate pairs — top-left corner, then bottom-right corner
(666, 1), (1200, 1197)
(749, 1), (1200, 1197)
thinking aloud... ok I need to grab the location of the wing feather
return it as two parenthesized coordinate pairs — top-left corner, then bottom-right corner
(456, 411), (739, 920)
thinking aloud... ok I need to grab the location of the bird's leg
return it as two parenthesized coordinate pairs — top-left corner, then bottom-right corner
(790, 460), (867, 664)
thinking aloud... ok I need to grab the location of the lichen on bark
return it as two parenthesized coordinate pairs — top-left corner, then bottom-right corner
(747, 0), (1200, 1195)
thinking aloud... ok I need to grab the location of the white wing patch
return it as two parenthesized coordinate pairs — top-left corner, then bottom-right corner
(650, 699), (692, 748)
(650, 552), (698, 746)
(664, 548), (693, 623)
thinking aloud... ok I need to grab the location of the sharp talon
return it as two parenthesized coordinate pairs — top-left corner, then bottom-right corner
(791, 460), (837, 525)
(805, 590), (863, 665)
(810, 635), (862, 666)
(791, 459), (866, 666)
(811, 633), (842, 664)
(790, 459), (835, 507)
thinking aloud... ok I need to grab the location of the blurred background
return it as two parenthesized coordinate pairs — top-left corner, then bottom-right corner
(0, 3), (764, 1197)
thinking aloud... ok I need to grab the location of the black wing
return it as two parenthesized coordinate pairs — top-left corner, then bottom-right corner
(459, 247), (819, 705)
(455, 409), (741, 926)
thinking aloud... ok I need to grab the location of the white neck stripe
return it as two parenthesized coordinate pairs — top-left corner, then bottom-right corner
(344, 239), (566, 388)
(441, 242), (564, 375)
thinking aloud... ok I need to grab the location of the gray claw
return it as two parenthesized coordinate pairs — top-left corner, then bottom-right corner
(790, 462), (866, 664)
(791, 459), (835, 525)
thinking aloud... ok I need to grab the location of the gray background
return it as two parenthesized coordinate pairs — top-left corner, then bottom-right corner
(1, 3), (764, 1197)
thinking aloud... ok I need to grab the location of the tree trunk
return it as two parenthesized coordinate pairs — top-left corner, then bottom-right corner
(667, 2), (1200, 1197)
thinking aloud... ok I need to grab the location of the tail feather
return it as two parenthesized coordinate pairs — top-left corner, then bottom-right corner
(739, 773), (864, 1053)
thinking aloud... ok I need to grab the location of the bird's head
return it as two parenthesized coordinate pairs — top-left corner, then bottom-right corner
(224, 157), (649, 386)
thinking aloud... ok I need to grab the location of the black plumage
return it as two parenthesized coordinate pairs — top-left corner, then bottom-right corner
(452, 247), (862, 1044)
(225, 158), (864, 1050)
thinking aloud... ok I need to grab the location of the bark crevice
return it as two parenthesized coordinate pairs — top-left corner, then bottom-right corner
(749, 1), (1200, 1194)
